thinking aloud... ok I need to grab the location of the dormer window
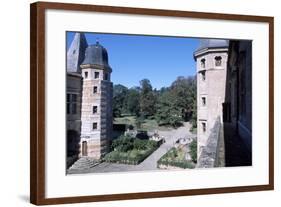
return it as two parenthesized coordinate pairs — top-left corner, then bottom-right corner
(215, 56), (222, 66)
(200, 58), (206, 68)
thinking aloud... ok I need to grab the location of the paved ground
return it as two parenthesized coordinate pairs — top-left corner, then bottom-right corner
(68, 122), (196, 174)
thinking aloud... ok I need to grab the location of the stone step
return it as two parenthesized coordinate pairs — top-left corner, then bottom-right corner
(68, 157), (100, 171)
(70, 164), (97, 169)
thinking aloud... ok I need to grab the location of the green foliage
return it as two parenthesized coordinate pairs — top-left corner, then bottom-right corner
(139, 79), (157, 118)
(157, 147), (195, 169)
(126, 88), (140, 116)
(135, 115), (145, 129)
(113, 84), (129, 117)
(112, 76), (197, 129)
(111, 135), (134, 152)
(154, 76), (197, 128)
(133, 139), (147, 150)
(189, 139), (197, 163)
(155, 90), (183, 127)
(170, 76), (197, 121)
(104, 135), (159, 165)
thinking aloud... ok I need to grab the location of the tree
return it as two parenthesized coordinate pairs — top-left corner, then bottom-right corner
(155, 90), (183, 127)
(113, 84), (129, 117)
(126, 87), (140, 116)
(170, 76), (197, 122)
(155, 76), (197, 128)
(139, 79), (156, 118)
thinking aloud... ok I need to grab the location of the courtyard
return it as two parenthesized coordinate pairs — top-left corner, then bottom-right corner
(67, 122), (196, 174)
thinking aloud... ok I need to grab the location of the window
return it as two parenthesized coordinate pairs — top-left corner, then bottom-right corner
(67, 102), (70, 114)
(104, 73), (108, 81)
(200, 58), (206, 68)
(202, 97), (206, 106)
(94, 72), (99, 79)
(202, 122), (206, 133)
(72, 103), (77, 114)
(215, 56), (222, 66)
(72, 94), (77, 102)
(72, 50), (76, 54)
(92, 122), (98, 130)
(93, 106), (98, 114)
(67, 94), (78, 114)
(84, 71), (88, 78)
(201, 71), (206, 81)
(93, 86), (98, 94)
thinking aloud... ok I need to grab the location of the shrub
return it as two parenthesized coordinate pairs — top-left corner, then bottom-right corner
(133, 139), (147, 150)
(112, 135), (134, 152)
(104, 135), (160, 165)
(189, 139), (197, 163)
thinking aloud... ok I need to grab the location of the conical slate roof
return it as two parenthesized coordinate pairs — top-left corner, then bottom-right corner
(81, 41), (111, 69)
(67, 32), (88, 73)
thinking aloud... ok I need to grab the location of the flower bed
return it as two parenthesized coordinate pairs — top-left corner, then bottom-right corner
(157, 147), (195, 169)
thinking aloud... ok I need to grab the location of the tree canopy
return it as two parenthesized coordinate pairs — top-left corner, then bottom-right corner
(112, 76), (197, 129)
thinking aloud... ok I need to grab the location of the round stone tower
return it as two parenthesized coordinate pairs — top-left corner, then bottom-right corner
(193, 39), (229, 157)
(79, 41), (113, 159)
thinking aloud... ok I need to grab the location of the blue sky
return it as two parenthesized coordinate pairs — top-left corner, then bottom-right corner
(67, 32), (199, 89)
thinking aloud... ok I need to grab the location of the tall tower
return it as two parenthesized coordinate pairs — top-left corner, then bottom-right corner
(79, 41), (113, 159)
(193, 39), (229, 156)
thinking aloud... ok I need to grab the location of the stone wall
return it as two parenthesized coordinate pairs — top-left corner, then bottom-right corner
(197, 117), (225, 168)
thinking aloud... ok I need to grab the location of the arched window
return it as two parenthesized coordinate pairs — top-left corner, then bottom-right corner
(201, 71), (206, 81)
(215, 56), (222, 66)
(200, 58), (206, 68)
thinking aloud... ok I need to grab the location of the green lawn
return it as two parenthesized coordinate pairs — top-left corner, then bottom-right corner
(114, 115), (172, 131)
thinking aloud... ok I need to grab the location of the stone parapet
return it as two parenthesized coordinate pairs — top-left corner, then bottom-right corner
(197, 117), (225, 168)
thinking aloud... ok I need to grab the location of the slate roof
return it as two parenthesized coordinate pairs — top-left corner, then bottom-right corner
(196, 39), (229, 52)
(67, 32), (88, 73)
(81, 41), (111, 69)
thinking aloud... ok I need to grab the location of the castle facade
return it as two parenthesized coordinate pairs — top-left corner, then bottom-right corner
(66, 32), (113, 160)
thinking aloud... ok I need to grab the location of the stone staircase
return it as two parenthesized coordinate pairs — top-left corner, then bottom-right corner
(67, 157), (99, 174)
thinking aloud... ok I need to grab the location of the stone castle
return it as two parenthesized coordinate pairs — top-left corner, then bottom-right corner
(66, 33), (252, 168)
(66, 32), (113, 160)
